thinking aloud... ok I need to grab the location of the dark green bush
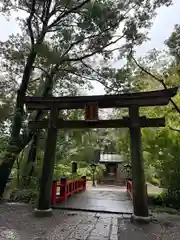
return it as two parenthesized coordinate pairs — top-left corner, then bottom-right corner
(161, 189), (180, 209)
(148, 189), (180, 210)
(9, 188), (38, 203)
(148, 193), (164, 206)
(149, 177), (160, 186)
(53, 164), (104, 182)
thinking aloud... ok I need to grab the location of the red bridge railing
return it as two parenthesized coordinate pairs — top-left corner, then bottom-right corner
(126, 180), (148, 200)
(126, 180), (133, 199)
(51, 176), (86, 205)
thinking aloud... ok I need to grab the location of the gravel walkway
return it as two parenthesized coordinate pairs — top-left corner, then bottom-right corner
(0, 203), (180, 239)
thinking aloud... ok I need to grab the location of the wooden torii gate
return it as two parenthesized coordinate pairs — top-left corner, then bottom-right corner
(24, 87), (177, 219)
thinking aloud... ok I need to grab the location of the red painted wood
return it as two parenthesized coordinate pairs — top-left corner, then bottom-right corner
(51, 177), (87, 205)
(51, 180), (57, 205)
(127, 180), (133, 199)
(82, 176), (86, 190)
(85, 103), (98, 121)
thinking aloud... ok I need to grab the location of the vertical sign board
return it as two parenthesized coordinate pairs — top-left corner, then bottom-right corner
(85, 102), (99, 121)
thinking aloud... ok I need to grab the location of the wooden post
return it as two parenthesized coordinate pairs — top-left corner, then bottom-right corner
(51, 180), (57, 205)
(129, 106), (149, 218)
(81, 176), (86, 190)
(60, 177), (67, 200)
(85, 102), (99, 121)
(35, 108), (58, 216)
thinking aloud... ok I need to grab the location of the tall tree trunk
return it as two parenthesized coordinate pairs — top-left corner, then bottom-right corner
(0, 50), (37, 198)
(0, 54), (58, 197)
(20, 73), (54, 186)
(21, 134), (38, 188)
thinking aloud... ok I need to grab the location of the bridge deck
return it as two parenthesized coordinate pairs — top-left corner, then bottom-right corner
(55, 185), (133, 214)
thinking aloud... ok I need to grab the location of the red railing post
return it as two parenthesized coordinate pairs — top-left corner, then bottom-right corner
(51, 180), (57, 205)
(79, 179), (81, 190)
(53, 177), (87, 203)
(60, 177), (67, 200)
(78, 179), (80, 189)
(72, 180), (75, 193)
(81, 176), (86, 190)
(75, 180), (77, 191)
(69, 181), (72, 194)
(77, 179), (79, 191)
(127, 180), (133, 199)
(130, 181), (133, 197)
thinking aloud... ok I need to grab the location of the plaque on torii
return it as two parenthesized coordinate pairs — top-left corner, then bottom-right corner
(84, 102), (99, 121)
(23, 87), (178, 219)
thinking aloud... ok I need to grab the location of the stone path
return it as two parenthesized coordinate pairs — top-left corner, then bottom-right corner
(147, 182), (163, 195)
(56, 185), (133, 214)
(1, 203), (180, 239)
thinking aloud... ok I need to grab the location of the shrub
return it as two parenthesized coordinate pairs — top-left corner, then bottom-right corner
(9, 188), (38, 203)
(161, 189), (180, 209)
(148, 189), (180, 210)
(148, 193), (164, 206)
(54, 164), (72, 180)
(53, 164), (105, 182)
(149, 177), (160, 186)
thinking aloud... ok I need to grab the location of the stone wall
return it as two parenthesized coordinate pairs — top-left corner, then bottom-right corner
(116, 163), (127, 181)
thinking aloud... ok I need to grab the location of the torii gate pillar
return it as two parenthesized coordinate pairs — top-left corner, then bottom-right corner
(34, 108), (58, 217)
(129, 106), (149, 221)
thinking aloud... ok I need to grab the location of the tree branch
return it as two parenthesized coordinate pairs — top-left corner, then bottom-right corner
(42, 0), (53, 24)
(131, 55), (180, 115)
(48, 0), (90, 29)
(169, 126), (180, 133)
(58, 28), (121, 61)
(58, 67), (115, 92)
(32, 65), (52, 81)
(29, 76), (41, 84)
(27, 0), (36, 45)
(42, 32), (125, 82)
(64, 35), (125, 63)
(79, 60), (116, 92)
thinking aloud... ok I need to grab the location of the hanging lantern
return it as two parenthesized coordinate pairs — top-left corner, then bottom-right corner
(84, 102), (99, 121)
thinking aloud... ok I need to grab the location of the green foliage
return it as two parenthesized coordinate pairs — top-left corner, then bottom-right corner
(111, 93), (180, 193)
(9, 188), (38, 203)
(0, 0), (176, 201)
(165, 24), (180, 64)
(115, 129), (130, 161)
(53, 163), (105, 182)
(54, 164), (72, 180)
(0, 137), (8, 161)
(143, 128), (180, 190)
(113, 31), (180, 210)
(161, 190), (180, 209)
(148, 192), (164, 206)
(0, 0), (173, 100)
(148, 190), (180, 210)
(149, 177), (160, 186)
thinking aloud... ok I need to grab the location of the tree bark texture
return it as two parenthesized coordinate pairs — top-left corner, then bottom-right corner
(129, 106), (149, 217)
(37, 108), (58, 210)
(20, 74), (54, 187)
(0, 51), (37, 198)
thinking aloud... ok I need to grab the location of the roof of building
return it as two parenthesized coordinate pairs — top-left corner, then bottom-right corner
(99, 153), (124, 163)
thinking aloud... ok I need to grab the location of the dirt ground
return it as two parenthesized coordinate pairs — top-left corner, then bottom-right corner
(1, 203), (180, 239)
